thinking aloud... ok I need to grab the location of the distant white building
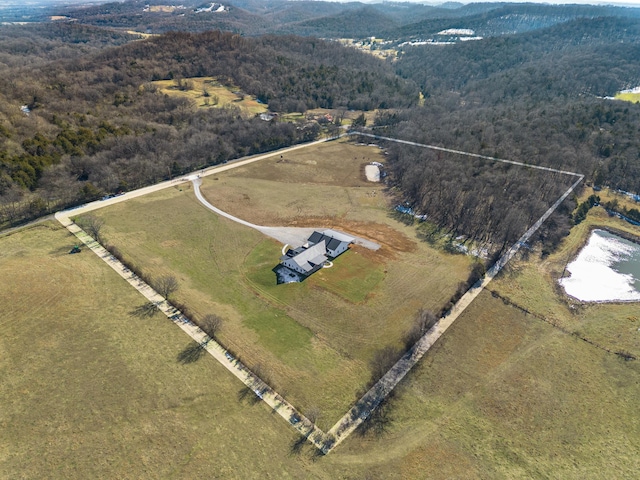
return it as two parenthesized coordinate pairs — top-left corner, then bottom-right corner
(195, 3), (227, 13)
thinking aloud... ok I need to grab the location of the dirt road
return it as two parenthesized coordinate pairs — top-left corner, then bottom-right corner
(56, 136), (340, 219)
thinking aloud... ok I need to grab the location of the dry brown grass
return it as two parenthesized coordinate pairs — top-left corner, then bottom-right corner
(83, 140), (472, 427)
(334, 290), (640, 478)
(5, 142), (636, 478)
(0, 222), (344, 478)
(580, 185), (640, 211)
(491, 204), (640, 358)
(151, 76), (267, 115)
(200, 141), (405, 245)
(148, 5), (178, 12)
(2, 218), (639, 477)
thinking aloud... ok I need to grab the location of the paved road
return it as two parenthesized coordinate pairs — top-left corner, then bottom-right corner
(0, 214), (54, 236)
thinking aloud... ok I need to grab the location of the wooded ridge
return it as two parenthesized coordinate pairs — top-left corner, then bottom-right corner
(2, 3), (640, 255)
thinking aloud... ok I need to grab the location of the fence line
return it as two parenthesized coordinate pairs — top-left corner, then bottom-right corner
(54, 132), (586, 454)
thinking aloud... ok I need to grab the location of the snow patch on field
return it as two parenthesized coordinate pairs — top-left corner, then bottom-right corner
(437, 28), (475, 36)
(620, 86), (640, 94)
(365, 164), (380, 182)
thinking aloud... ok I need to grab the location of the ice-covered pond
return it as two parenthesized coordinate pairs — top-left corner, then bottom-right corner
(559, 229), (640, 302)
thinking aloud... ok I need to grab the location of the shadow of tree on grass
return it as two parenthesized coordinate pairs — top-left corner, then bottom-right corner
(177, 341), (208, 364)
(237, 385), (262, 405)
(290, 435), (307, 456)
(129, 302), (159, 319)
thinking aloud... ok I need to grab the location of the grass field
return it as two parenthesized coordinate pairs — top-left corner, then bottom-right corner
(614, 92), (640, 103)
(199, 141), (395, 227)
(78, 140), (473, 428)
(371, 290), (640, 479)
(585, 185), (640, 212)
(2, 222), (639, 478)
(490, 189), (640, 359)
(0, 222), (331, 478)
(151, 77), (268, 115)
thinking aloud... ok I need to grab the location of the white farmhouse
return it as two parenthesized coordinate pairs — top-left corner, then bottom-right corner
(280, 241), (328, 275)
(279, 229), (354, 278)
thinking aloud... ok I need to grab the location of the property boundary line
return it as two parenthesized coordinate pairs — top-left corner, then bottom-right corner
(54, 132), (584, 454)
(350, 131), (584, 178)
(54, 210), (328, 451)
(322, 133), (584, 450)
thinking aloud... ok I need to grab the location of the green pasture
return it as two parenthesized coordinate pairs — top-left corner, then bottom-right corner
(85, 185), (470, 427)
(245, 239), (385, 304)
(0, 223), (308, 478)
(614, 91), (640, 103)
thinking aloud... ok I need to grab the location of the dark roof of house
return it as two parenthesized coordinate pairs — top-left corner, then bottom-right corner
(326, 237), (343, 252)
(279, 230), (355, 275)
(308, 231), (324, 245)
(307, 230), (354, 252)
(322, 229), (355, 243)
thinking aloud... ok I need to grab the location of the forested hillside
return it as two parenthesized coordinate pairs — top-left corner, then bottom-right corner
(375, 15), (640, 251)
(396, 17), (640, 97)
(0, 23), (136, 68)
(2, 2), (640, 255)
(281, 6), (398, 38)
(55, 0), (640, 40)
(388, 16), (640, 187)
(384, 3), (640, 41)
(109, 31), (418, 110)
(0, 27), (417, 226)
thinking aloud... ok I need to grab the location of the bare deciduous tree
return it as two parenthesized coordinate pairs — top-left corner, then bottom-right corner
(369, 346), (401, 385)
(306, 405), (321, 425)
(155, 275), (179, 299)
(404, 309), (438, 349)
(200, 313), (223, 339)
(130, 301), (159, 319)
(78, 214), (104, 242)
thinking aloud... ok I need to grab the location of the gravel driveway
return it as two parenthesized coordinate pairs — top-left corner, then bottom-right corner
(193, 177), (380, 250)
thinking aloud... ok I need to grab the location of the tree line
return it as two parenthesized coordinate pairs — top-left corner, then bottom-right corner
(365, 16), (640, 253)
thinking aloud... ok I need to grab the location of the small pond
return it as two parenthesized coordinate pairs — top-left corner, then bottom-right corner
(560, 229), (640, 302)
